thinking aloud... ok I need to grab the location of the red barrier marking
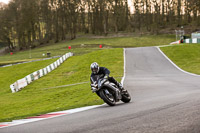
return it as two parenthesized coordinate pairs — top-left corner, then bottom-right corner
(27, 113), (67, 119)
(0, 124), (9, 127)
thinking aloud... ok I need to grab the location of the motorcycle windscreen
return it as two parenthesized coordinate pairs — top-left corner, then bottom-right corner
(91, 75), (99, 84)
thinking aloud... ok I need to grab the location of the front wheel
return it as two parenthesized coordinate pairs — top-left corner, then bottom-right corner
(121, 90), (131, 103)
(99, 89), (116, 106)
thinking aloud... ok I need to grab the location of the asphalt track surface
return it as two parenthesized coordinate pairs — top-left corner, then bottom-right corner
(1, 47), (200, 133)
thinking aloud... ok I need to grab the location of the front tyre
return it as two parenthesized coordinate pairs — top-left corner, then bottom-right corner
(99, 89), (116, 106)
(121, 90), (131, 103)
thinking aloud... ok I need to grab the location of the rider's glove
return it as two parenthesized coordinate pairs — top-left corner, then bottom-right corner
(91, 84), (97, 92)
(91, 84), (96, 87)
(91, 86), (98, 92)
(104, 74), (109, 79)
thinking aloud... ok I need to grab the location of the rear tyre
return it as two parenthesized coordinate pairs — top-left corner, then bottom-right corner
(121, 90), (131, 103)
(99, 89), (116, 106)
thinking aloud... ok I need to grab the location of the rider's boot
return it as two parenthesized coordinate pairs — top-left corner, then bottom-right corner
(109, 77), (126, 93)
(117, 83), (126, 93)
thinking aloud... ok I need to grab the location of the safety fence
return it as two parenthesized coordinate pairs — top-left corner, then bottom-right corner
(184, 38), (200, 43)
(10, 52), (73, 93)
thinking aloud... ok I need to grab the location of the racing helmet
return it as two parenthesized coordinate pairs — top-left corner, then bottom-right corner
(90, 62), (99, 74)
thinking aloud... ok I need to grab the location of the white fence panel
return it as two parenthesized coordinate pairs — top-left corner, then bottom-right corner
(57, 59), (61, 66)
(50, 63), (55, 70)
(26, 75), (32, 84)
(54, 62), (58, 68)
(59, 57), (63, 63)
(192, 38), (197, 43)
(185, 39), (190, 43)
(66, 53), (69, 58)
(63, 55), (66, 61)
(47, 66), (51, 73)
(17, 78), (28, 90)
(10, 52), (73, 93)
(10, 82), (18, 93)
(33, 71), (39, 80)
(43, 68), (47, 75)
(39, 69), (44, 77)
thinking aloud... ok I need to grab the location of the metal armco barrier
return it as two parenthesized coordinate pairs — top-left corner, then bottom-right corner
(10, 52), (73, 93)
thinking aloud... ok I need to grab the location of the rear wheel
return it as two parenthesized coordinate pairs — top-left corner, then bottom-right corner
(121, 90), (131, 103)
(99, 89), (116, 106)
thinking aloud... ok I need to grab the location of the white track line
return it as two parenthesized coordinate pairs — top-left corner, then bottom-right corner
(0, 105), (102, 129)
(156, 46), (200, 77)
(42, 81), (89, 90)
(121, 48), (126, 85)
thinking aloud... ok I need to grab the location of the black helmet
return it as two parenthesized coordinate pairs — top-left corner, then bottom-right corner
(90, 62), (99, 74)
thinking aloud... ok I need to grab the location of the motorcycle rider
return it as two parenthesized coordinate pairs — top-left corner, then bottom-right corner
(90, 62), (125, 92)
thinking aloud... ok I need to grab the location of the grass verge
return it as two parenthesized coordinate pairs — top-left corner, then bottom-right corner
(0, 48), (123, 122)
(0, 34), (175, 65)
(160, 44), (200, 75)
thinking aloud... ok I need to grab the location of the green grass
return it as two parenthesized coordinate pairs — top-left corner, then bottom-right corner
(0, 34), (175, 65)
(0, 34), (199, 123)
(0, 34), (179, 122)
(0, 48), (123, 122)
(160, 44), (200, 75)
(81, 34), (175, 47)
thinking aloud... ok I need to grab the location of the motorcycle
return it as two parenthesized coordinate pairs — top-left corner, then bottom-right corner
(91, 75), (131, 106)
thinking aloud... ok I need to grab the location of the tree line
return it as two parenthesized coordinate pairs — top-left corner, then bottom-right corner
(0, 0), (200, 51)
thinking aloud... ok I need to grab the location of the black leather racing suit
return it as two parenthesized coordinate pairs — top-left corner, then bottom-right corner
(90, 67), (120, 87)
